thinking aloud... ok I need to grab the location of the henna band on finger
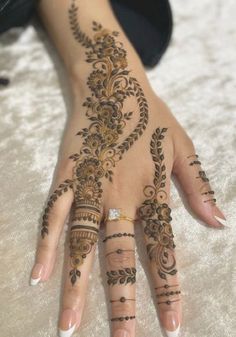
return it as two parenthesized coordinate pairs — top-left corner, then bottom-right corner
(158, 299), (181, 305)
(201, 190), (215, 195)
(71, 224), (99, 233)
(156, 290), (181, 298)
(189, 160), (201, 166)
(155, 284), (179, 290)
(103, 233), (135, 242)
(111, 315), (135, 322)
(105, 249), (135, 257)
(187, 154), (199, 159)
(204, 198), (216, 203)
(110, 296), (136, 303)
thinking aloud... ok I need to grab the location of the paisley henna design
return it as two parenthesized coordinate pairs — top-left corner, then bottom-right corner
(103, 233), (135, 242)
(69, 228), (98, 285)
(138, 128), (177, 280)
(41, 179), (73, 238)
(106, 268), (136, 286)
(66, 1), (149, 285)
(111, 316), (135, 322)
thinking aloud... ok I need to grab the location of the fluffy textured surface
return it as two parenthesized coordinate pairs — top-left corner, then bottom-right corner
(0, 1), (235, 336)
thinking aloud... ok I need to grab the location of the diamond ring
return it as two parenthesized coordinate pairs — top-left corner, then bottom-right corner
(105, 208), (136, 223)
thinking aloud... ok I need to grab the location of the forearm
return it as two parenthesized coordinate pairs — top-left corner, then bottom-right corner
(38, 0), (152, 93)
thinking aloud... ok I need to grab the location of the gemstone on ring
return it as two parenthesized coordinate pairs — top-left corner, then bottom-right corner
(108, 208), (121, 221)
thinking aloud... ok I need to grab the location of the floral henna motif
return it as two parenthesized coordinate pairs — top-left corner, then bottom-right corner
(138, 128), (177, 280)
(68, 0), (148, 224)
(69, 226), (98, 285)
(41, 179), (73, 238)
(66, 0), (149, 285)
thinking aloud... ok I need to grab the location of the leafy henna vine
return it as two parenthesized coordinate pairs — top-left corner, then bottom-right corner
(138, 128), (177, 280)
(106, 268), (136, 286)
(41, 179), (73, 238)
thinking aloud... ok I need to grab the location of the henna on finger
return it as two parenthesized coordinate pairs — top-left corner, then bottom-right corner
(110, 297), (136, 303)
(187, 153), (216, 204)
(157, 299), (181, 306)
(69, 226), (98, 285)
(105, 249), (135, 257)
(111, 315), (135, 322)
(41, 179), (74, 238)
(138, 128), (177, 280)
(106, 268), (136, 285)
(103, 233), (135, 242)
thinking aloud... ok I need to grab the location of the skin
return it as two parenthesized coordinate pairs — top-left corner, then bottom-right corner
(31, 1), (227, 336)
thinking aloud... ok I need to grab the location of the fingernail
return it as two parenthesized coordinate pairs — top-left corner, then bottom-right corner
(165, 325), (180, 337)
(163, 311), (180, 337)
(114, 329), (130, 337)
(30, 263), (44, 286)
(59, 309), (77, 337)
(214, 215), (230, 228)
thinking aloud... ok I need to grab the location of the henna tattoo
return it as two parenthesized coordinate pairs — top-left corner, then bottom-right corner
(103, 233), (135, 242)
(106, 268), (136, 286)
(156, 290), (181, 297)
(69, 229), (98, 285)
(155, 284), (179, 290)
(105, 249), (135, 257)
(71, 224), (99, 232)
(157, 299), (181, 305)
(188, 154), (216, 203)
(41, 179), (73, 238)
(40, 0), (149, 286)
(111, 316), (135, 322)
(138, 128), (177, 280)
(68, 0), (148, 224)
(110, 297), (135, 303)
(189, 160), (201, 166)
(196, 170), (209, 182)
(201, 190), (215, 195)
(204, 198), (217, 203)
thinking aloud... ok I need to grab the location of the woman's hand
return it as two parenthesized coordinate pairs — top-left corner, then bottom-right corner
(31, 1), (227, 337)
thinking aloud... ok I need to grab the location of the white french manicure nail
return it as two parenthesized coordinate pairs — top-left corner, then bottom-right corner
(30, 277), (41, 286)
(165, 324), (180, 337)
(214, 215), (230, 227)
(59, 324), (76, 337)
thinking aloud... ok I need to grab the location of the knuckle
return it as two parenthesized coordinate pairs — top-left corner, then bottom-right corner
(107, 248), (134, 268)
(56, 159), (74, 180)
(37, 240), (55, 252)
(112, 301), (134, 316)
